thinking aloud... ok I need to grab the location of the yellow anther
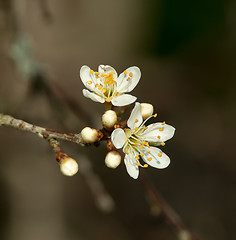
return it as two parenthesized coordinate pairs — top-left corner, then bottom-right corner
(162, 121), (166, 125)
(158, 153), (162, 157)
(137, 162), (141, 166)
(126, 77), (130, 81)
(143, 141), (147, 145)
(145, 127), (148, 130)
(95, 83), (98, 87)
(102, 88), (106, 93)
(135, 156), (140, 160)
(98, 85), (102, 90)
(135, 127), (138, 131)
(87, 81), (92, 85)
(135, 119), (138, 123)
(140, 153), (144, 157)
(101, 73), (105, 77)
(125, 151), (129, 154)
(96, 76), (99, 78)
(133, 142), (137, 146)
(129, 72), (133, 77)
(104, 81), (108, 84)
(148, 157), (152, 161)
(159, 128), (163, 131)
(124, 70), (128, 74)
(148, 151), (150, 154)
(161, 142), (165, 146)
(154, 113), (157, 118)
(157, 136), (161, 139)
(108, 81), (113, 85)
(90, 69), (94, 74)
(140, 144), (144, 149)
(144, 164), (148, 168)
(95, 71), (99, 75)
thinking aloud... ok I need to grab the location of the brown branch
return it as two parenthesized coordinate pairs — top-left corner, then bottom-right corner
(139, 173), (203, 240)
(0, 113), (85, 145)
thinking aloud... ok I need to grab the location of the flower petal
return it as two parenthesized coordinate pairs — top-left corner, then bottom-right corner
(127, 102), (143, 129)
(111, 128), (127, 149)
(141, 123), (175, 143)
(124, 154), (139, 179)
(82, 89), (105, 103)
(141, 146), (170, 169)
(98, 65), (118, 79)
(80, 65), (96, 91)
(117, 66), (141, 93)
(111, 94), (136, 107)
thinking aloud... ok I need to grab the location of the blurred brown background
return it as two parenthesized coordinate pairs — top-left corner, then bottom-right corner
(0, 0), (236, 239)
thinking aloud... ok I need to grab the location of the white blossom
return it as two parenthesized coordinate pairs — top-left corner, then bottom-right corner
(80, 65), (141, 106)
(102, 110), (117, 129)
(111, 102), (175, 179)
(105, 151), (121, 169)
(81, 127), (99, 143)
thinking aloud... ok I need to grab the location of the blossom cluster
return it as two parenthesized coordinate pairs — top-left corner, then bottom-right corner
(80, 64), (175, 179)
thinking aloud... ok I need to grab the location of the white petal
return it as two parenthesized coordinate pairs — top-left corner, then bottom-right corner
(82, 89), (105, 103)
(80, 65), (96, 91)
(98, 65), (118, 79)
(127, 102), (143, 129)
(111, 128), (127, 149)
(141, 123), (175, 143)
(124, 154), (139, 179)
(117, 66), (141, 93)
(111, 94), (136, 107)
(141, 146), (170, 169)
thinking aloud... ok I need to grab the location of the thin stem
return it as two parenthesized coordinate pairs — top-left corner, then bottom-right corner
(0, 113), (85, 145)
(139, 172), (203, 240)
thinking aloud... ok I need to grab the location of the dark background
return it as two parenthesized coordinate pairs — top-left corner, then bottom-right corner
(0, 0), (235, 239)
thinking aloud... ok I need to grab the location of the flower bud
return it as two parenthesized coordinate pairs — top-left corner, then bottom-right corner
(81, 127), (99, 143)
(105, 151), (121, 169)
(141, 103), (154, 120)
(102, 110), (117, 130)
(60, 157), (79, 176)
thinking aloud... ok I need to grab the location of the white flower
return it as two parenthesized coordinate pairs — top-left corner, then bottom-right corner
(60, 157), (79, 176)
(111, 102), (175, 179)
(102, 110), (117, 129)
(80, 65), (141, 106)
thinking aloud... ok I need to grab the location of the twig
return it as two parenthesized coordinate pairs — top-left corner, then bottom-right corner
(140, 173), (202, 240)
(0, 113), (85, 145)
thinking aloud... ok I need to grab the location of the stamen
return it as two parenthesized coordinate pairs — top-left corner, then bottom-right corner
(95, 72), (99, 75)
(124, 70), (127, 74)
(96, 76), (99, 78)
(95, 83), (98, 87)
(135, 156), (140, 160)
(157, 136), (161, 139)
(104, 81), (108, 84)
(148, 157), (152, 161)
(101, 73), (105, 77)
(135, 119), (138, 123)
(159, 128), (163, 131)
(162, 121), (166, 125)
(125, 151), (129, 154)
(145, 127), (148, 130)
(140, 153), (144, 157)
(129, 72), (133, 77)
(144, 164), (148, 168)
(137, 162), (141, 166)
(90, 69), (94, 74)
(161, 142), (165, 146)
(135, 127), (138, 131)
(134, 143), (137, 146)
(140, 144), (144, 149)
(154, 113), (157, 118)
(158, 153), (162, 157)
(98, 85), (102, 90)
(102, 88), (106, 93)
(87, 81), (92, 85)
(126, 77), (130, 81)
(148, 151), (150, 154)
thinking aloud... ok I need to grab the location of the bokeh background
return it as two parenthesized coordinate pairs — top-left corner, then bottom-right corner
(0, 0), (236, 239)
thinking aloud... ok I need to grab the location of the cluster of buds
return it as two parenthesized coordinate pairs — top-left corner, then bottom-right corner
(59, 64), (175, 179)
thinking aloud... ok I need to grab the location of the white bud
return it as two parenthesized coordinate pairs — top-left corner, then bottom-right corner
(141, 103), (154, 120)
(102, 110), (117, 129)
(105, 151), (121, 169)
(60, 158), (79, 176)
(81, 127), (98, 143)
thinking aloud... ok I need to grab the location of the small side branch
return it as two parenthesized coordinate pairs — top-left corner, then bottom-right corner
(0, 113), (85, 145)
